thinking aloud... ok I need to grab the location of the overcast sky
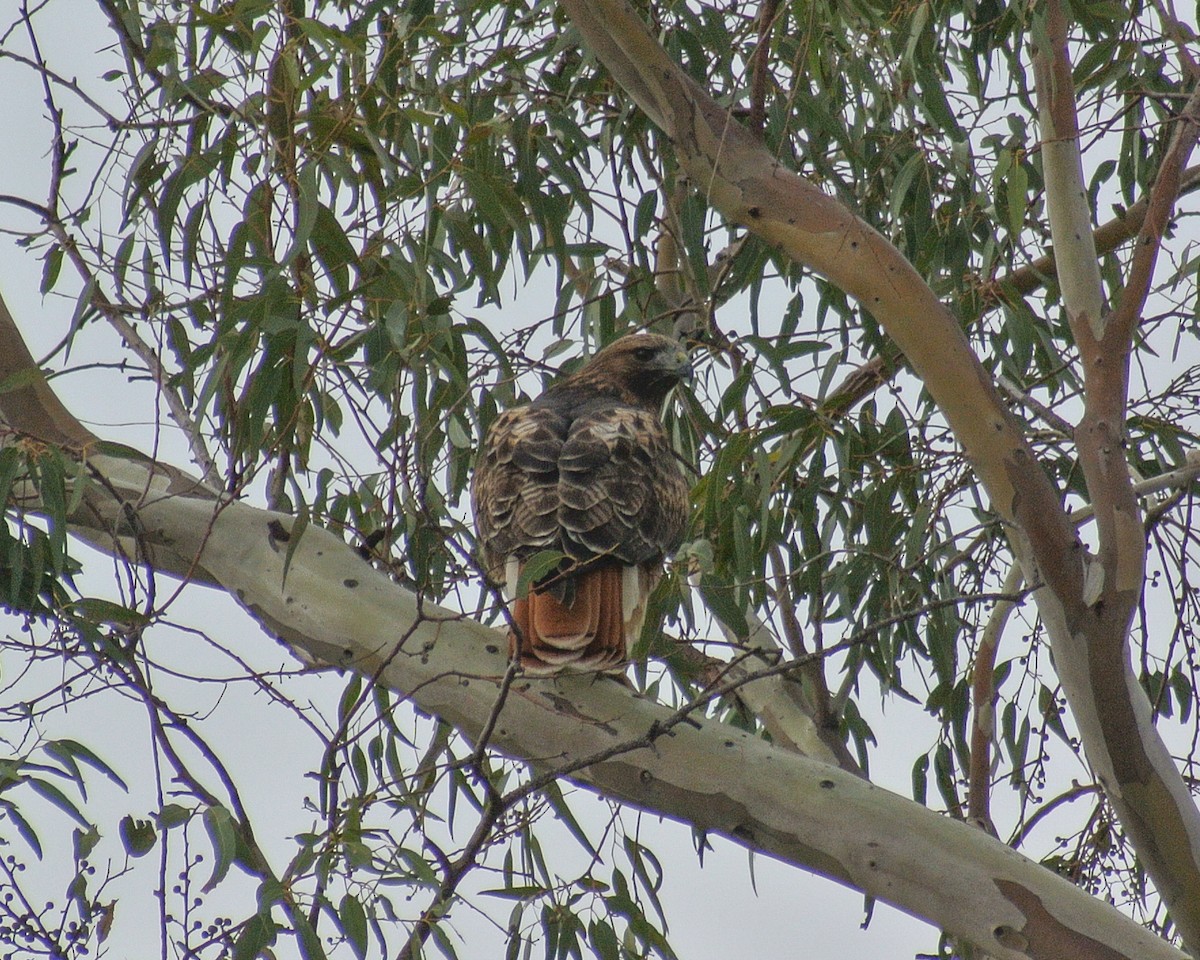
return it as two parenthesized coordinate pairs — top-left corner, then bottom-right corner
(0, 3), (1164, 958)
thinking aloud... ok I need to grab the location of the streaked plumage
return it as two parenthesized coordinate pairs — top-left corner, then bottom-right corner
(472, 334), (692, 674)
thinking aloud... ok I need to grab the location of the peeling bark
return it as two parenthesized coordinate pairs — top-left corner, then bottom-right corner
(0, 292), (1187, 958)
(560, 0), (1200, 948)
(1032, 0), (1200, 945)
(0, 450), (1183, 960)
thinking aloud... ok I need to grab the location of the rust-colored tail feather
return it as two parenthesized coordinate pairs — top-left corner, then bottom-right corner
(533, 572), (598, 649)
(509, 566), (637, 675)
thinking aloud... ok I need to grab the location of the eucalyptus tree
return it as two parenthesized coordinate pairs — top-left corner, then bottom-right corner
(1, 2), (1199, 958)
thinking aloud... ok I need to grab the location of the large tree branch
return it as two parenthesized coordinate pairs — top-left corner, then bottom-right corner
(823, 163), (1200, 417)
(1033, 1), (1200, 943)
(559, 0), (1200, 949)
(0, 306), (1184, 960)
(1033, 1), (1105, 341)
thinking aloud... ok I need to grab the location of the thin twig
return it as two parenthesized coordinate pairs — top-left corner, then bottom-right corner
(0, 195), (220, 484)
(748, 0), (781, 136)
(967, 564), (1024, 834)
(997, 373), (1075, 437)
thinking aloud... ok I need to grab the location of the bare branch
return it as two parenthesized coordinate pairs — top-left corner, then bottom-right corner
(747, 0), (781, 136)
(968, 564), (1024, 834)
(0, 198), (221, 485)
(1, 292), (1185, 958)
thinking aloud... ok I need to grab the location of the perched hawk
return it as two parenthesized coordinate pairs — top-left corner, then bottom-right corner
(472, 333), (692, 675)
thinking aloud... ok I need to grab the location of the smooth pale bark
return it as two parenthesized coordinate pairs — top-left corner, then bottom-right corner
(0, 293), (1185, 958)
(1033, 2), (1105, 339)
(0, 450), (1184, 960)
(0, 4), (1195, 955)
(1031, 0), (1200, 945)
(557, 0), (1200, 948)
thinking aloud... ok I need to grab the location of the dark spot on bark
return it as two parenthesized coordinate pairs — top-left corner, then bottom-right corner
(640, 769), (653, 784)
(748, 206), (761, 219)
(486, 643), (500, 654)
(461, 678), (469, 687)
(267, 519), (289, 543)
(285, 596), (293, 605)
(992, 925), (1024, 949)
(344, 578), (359, 588)
(342, 648), (353, 662)
(820, 779), (835, 789)
(725, 740), (736, 747)
(732, 824), (755, 841)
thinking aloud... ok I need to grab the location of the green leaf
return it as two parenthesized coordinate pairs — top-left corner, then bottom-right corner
(294, 908), (327, 960)
(281, 504), (309, 589)
(233, 913), (277, 960)
(46, 739), (128, 793)
(514, 550), (568, 598)
(633, 191), (658, 241)
(911, 753), (929, 806)
(697, 574), (748, 640)
(119, 815), (157, 857)
(1, 799), (44, 857)
(66, 276), (98, 356)
(543, 780), (597, 858)
(339, 893), (369, 959)
(588, 919), (620, 960)
(0, 448), (23, 509)
(202, 805), (239, 892)
(1006, 162), (1029, 237)
(480, 885), (550, 900)
(310, 202), (358, 296)
(27, 777), (91, 829)
(33, 451), (68, 576)
(156, 803), (191, 828)
(73, 825), (101, 861)
(64, 599), (148, 633)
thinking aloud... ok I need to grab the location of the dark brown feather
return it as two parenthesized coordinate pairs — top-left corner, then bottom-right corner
(472, 334), (691, 674)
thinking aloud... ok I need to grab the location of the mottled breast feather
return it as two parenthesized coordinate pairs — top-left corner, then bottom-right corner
(471, 333), (692, 674)
(472, 397), (688, 582)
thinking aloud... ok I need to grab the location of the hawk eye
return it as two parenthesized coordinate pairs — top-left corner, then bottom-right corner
(634, 347), (656, 362)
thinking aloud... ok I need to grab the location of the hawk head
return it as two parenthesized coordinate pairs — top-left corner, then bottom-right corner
(562, 333), (693, 410)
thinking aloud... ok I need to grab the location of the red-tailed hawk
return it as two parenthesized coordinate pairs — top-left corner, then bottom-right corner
(472, 333), (692, 675)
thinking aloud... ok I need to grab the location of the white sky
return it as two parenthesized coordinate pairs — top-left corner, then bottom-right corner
(0, 3), (1187, 959)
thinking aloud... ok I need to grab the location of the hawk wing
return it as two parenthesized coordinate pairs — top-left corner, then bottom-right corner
(471, 404), (570, 580)
(557, 404), (689, 567)
(472, 401), (689, 674)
